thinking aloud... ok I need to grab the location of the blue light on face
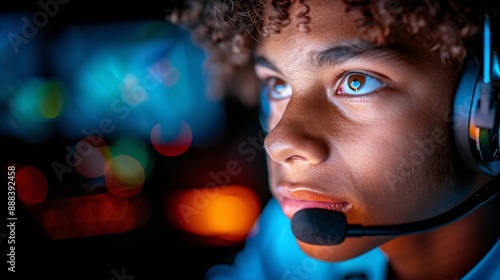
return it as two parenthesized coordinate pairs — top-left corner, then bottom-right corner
(259, 87), (270, 133)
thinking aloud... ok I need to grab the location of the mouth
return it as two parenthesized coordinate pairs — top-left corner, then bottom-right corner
(276, 187), (352, 219)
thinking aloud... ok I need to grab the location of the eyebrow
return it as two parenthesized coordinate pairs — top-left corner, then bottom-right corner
(314, 40), (414, 67)
(253, 40), (414, 73)
(254, 55), (283, 74)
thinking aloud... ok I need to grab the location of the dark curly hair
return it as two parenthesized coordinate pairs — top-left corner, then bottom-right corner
(166, 0), (499, 106)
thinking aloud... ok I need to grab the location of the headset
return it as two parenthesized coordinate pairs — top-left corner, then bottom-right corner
(274, 13), (500, 245)
(454, 14), (500, 177)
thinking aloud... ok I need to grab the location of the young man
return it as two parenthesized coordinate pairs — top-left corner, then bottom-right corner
(169, 0), (500, 279)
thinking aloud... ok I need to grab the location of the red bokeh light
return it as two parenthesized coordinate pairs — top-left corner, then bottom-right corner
(15, 166), (48, 205)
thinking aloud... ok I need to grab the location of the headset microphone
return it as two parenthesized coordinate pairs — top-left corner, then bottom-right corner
(291, 13), (500, 246)
(291, 175), (500, 246)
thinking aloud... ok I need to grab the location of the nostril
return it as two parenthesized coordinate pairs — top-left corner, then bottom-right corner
(264, 130), (329, 165)
(264, 138), (292, 163)
(285, 155), (307, 162)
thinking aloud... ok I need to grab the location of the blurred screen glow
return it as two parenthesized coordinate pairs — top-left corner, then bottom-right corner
(1, 18), (226, 147)
(48, 21), (226, 145)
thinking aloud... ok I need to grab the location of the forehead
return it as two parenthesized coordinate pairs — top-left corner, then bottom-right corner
(257, 0), (363, 56)
(255, 0), (431, 70)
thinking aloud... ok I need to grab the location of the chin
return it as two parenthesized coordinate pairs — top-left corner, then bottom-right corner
(296, 236), (393, 262)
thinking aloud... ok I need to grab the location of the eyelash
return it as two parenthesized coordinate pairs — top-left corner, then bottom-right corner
(259, 70), (386, 102)
(334, 70), (386, 100)
(261, 77), (292, 100)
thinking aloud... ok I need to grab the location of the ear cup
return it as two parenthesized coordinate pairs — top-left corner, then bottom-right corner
(453, 56), (500, 177)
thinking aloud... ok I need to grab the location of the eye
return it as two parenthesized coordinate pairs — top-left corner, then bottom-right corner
(266, 77), (292, 100)
(337, 73), (384, 95)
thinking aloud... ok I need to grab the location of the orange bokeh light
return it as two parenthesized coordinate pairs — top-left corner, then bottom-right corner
(166, 185), (261, 243)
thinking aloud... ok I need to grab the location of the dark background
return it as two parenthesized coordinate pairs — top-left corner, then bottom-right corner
(0, 1), (271, 279)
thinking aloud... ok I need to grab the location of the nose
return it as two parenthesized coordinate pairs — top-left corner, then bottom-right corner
(264, 94), (330, 165)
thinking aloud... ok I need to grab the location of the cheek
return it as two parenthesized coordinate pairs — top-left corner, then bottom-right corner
(266, 156), (279, 185)
(344, 115), (455, 223)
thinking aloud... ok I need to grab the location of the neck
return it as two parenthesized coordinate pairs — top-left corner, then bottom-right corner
(380, 193), (500, 280)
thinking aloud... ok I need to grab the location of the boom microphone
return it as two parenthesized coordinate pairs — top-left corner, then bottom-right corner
(291, 175), (500, 245)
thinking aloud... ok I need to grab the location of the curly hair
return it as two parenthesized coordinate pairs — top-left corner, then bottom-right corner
(166, 0), (499, 106)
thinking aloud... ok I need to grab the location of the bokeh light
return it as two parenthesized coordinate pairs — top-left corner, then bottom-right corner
(74, 136), (111, 178)
(165, 185), (261, 243)
(12, 78), (63, 119)
(38, 193), (151, 240)
(15, 165), (48, 205)
(110, 134), (155, 177)
(0, 12), (267, 279)
(43, 20), (226, 147)
(7, 77), (64, 144)
(105, 154), (145, 198)
(151, 120), (192, 157)
(38, 80), (64, 119)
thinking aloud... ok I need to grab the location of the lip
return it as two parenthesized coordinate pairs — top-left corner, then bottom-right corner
(276, 187), (352, 219)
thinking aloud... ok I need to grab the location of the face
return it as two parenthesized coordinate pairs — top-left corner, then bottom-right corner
(255, 0), (471, 261)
